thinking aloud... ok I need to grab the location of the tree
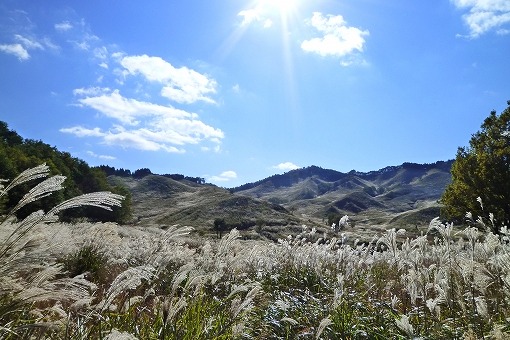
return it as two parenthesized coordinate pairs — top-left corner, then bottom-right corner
(133, 168), (152, 179)
(0, 121), (23, 146)
(441, 101), (510, 232)
(213, 218), (227, 238)
(0, 121), (132, 224)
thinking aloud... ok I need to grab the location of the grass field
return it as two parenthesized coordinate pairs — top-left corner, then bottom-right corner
(2, 165), (510, 339)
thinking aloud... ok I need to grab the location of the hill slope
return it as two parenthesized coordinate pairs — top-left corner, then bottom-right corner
(231, 161), (453, 227)
(108, 174), (300, 230)
(112, 160), (452, 233)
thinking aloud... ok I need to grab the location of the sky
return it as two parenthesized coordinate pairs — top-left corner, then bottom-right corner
(1, 0), (509, 187)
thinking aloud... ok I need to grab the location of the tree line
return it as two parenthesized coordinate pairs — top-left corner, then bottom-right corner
(97, 165), (206, 184)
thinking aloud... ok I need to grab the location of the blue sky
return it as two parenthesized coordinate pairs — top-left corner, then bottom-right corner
(1, 0), (509, 187)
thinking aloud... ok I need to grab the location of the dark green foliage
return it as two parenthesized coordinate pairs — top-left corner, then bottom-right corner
(133, 168), (152, 179)
(0, 121), (131, 223)
(110, 185), (133, 224)
(161, 173), (206, 184)
(441, 102), (510, 230)
(213, 218), (227, 238)
(60, 244), (108, 283)
(326, 298), (400, 339)
(327, 212), (342, 227)
(247, 266), (332, 338)
(96, 164), (132, 177)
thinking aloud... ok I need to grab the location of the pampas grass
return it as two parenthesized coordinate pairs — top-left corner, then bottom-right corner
(2, 164), (510, 338)
(0, 164), (124, 338)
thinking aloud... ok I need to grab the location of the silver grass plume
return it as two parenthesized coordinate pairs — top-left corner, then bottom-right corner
(377, 228), (406, 259)
(104, 329), (138, 340)
(10, 176), (66, 215)
(99, 265), (155, 312)
(230, 282), (260, 317)
(217, 228), (241, 258)
(316, 317), (332, 339)
(162, 295), (188, 326)
(0, 164), (126, 337)
(0, 163), (50, 198)
(46, 192), (124, 217)
(395, 314), (414, 337)
(281, 317), (298, 326)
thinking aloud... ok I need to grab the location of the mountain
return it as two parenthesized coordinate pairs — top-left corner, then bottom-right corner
(107, 174), (300, 232)
(110, 160), (453, 238)
(0, 120), (454, 234)
(231, 161), (453, 227)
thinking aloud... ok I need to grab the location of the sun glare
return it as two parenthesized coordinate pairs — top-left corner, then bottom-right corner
(260, 0), (297, 17)
(274, 0), (295, 14)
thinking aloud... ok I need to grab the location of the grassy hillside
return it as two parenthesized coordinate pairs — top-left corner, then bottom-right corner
(109, 174), (301, 236)
(233, 161), (453, 228)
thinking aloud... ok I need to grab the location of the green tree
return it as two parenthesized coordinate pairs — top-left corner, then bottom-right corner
(0, 121), (132, 224)
(213, 218), (227, 238)
(441, 101), (510, 232)
(0, 121), (23, 146)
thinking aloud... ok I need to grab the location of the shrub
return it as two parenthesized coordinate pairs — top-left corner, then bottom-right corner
(60, 244), (109, 283)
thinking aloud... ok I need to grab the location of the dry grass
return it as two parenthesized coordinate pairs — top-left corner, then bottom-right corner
(2, 165), (510, 339)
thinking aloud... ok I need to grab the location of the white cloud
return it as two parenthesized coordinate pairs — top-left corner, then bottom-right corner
(41, 37), (60, 51)
(111, 51), (125, 60)
(71, 32), (100, 51)
(50, 22), (223, 154)
(238, 2), (284, 29)
(14, 34), (43, 50)
(208, 170), (238, 182)
(120, 54), (217, 104)
(60, 126), (105, 137)
(0, 33), (60, 60)
(102, 127), (185, 153)
(238, 9), (261, 26)
(0, 43), (29, 60)
(74, 40), (89, 51)
(86, 150), (116, 160)
(201, 144), (222, 153)
(65, 89), (224, 152)
(93, 46), (108, 61)
(0, 34), (58, 60)
(76, 89), (197, 126)
(55, 21), (73, 32)
(451, 0), (510, 37)
(16, 34), (59, 52)
(73, 86), (111, 96)
(55, 18), (107, 56)
(301, 12), (369, 61)
(273, 162), (300, 171)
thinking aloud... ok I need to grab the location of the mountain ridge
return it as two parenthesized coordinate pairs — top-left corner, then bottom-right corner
(231, 161), (453, 192)
(230, 160), (454, 228)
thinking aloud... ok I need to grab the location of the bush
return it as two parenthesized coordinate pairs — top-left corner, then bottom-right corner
(61, 244), (108, 283)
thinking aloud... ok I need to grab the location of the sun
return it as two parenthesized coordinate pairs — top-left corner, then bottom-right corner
(273, 0), (295, 14)
(258, 0), (298, 17)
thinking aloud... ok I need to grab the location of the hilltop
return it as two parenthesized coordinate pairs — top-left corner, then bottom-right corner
(231, 161), (453, 228)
